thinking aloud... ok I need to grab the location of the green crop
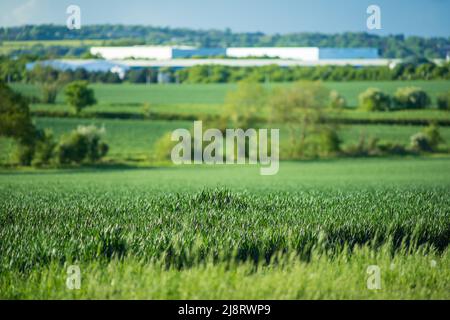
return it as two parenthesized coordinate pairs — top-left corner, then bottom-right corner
(0, 158), (449, 299)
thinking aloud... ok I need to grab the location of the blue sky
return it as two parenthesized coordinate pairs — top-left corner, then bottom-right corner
(0, 0), (449, 37)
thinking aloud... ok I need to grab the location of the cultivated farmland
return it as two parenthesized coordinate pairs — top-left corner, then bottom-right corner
(1, 159), (449, 299)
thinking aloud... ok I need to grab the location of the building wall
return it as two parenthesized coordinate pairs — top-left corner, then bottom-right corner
(90, 46), (379, 61)
(172, 48), (226, 58)
(226, 47), (319, 60)
(91, 46), (173, 60)
(318, 48), (379, 59)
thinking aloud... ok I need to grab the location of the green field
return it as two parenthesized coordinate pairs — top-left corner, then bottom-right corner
(2, 80), (450, 300)
(11, 80), (450, 107)
(1, 158), (449, 299)
(9, 81), (450, 125)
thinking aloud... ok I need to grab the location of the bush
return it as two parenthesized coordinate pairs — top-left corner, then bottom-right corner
(31, 129), (57, 167)
(343, 133), (394, 157)
(13, 144), (34, 166)
(422, 123), (444, 151)
(57, 125), (108, 164)
(437, 91), (450, 110)
(393, 87), (431, 110)
(358, 88), (391, 111)
(410, 123), (444, 153)
(377, 141), (408, 156)
(153, 132), (178, 162)
(141, 103), (152, 119)
(410, 133), (433, 152)
(329, 90), (346, 109)
(313, 128), (341, 157)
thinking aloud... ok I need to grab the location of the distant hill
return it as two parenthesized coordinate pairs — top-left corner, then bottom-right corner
(1, 24), (450, 59)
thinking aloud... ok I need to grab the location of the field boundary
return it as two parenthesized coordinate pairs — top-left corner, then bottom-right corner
(30, 110), (450, 126)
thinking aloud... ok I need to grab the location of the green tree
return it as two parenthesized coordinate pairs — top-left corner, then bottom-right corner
(0, 81), (41, 165)
(0, 82), (36, 145)
(64, 81), (97, 114)
(222, 81), (267, 129)
(358, 88), (391, 111)
(28, 65), (71, 104)
(268, 81), (336, 158)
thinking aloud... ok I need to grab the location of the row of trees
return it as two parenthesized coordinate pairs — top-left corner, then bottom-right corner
(175, 62), (450, 83)
(2, 26), (450, 59)
(359, 87), (450, 111)
(16, 62), (450, 86)
(2, 57), (450, 86)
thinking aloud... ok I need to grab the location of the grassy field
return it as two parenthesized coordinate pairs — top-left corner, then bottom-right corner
(0, 158), (449, 299)
(9, 81), (450, 125)
(11, 80), (450, 107)
(2, 81), (450, 299)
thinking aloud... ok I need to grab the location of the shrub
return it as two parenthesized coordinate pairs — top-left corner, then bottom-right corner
(316, 128), (341, 157)
(141, 103), (152, 119)
(422, 123), (444, 151)
(153, 132), (178, 162)
(345, 136), (410, 157)
(393, 87), (431, 110)
(437, 91), (450, 110)
(31, 129), (57, 167)
(410, 133), (432, 152)
(377, 141), (408, 156)
(13, 144), (35, 166)
(329, 90), (346, 109)
(57, 125), (108, 164)
(358, 88), (391, 111)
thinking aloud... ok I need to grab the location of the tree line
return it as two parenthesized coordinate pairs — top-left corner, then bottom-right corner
(1, 25), (450, 59)
(1, 57), (450, 86)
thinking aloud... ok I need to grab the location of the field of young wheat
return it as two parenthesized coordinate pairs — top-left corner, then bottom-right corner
(1, 158), (449, 299)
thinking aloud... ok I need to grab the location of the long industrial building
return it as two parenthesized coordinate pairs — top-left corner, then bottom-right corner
(90, 46), (380, 61)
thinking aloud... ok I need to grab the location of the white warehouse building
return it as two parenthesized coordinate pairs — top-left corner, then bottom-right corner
(90, 46), (379, 61)
(90, 46), (174, 60)
(226, 47), (319, 60)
